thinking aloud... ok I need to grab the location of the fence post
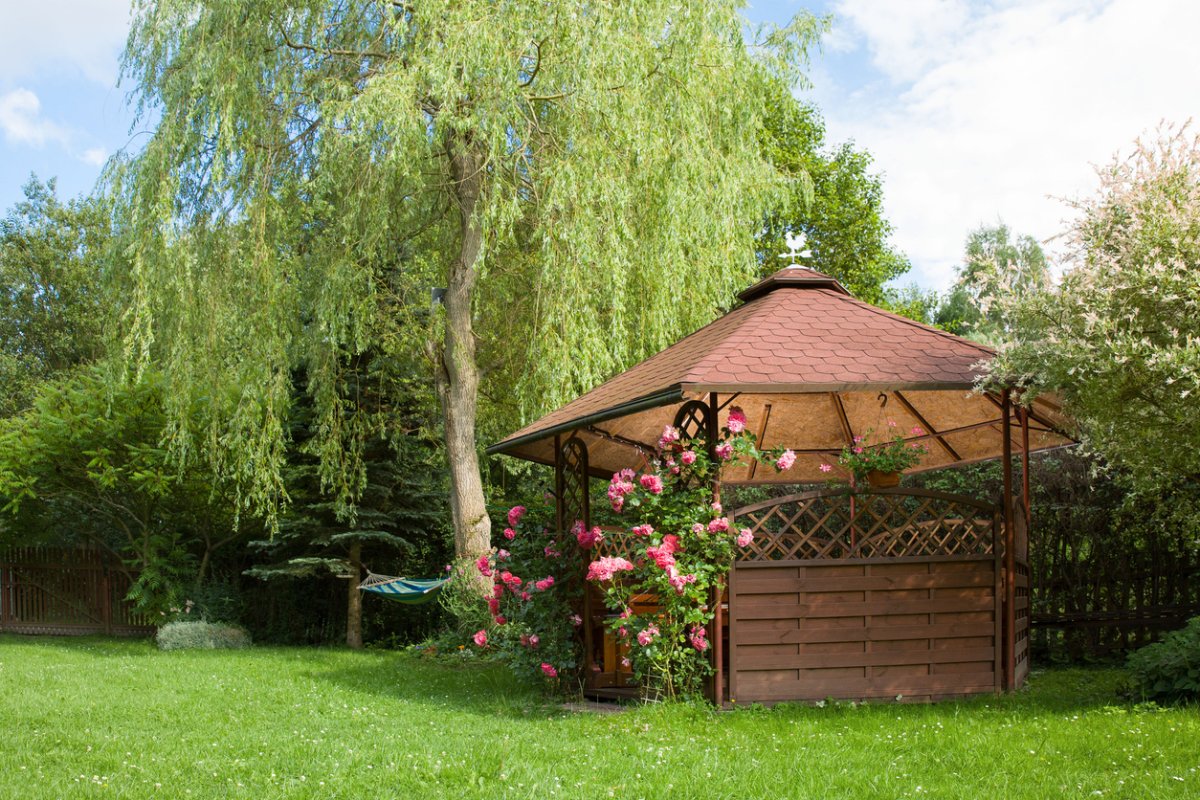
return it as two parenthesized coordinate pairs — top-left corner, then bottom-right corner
(102, 566), (113, 635)
(0, 556), (9, 631)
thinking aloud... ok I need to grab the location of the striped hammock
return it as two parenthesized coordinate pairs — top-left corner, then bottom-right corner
(359, 572), (449, 605)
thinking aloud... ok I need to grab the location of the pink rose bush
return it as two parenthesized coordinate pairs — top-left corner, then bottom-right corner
(585, 407), (794, 698)
(473, 498), (582, 688)
(476, 406), (796, 699)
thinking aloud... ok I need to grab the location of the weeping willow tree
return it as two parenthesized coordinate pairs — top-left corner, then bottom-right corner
(117, 0), (820, 560)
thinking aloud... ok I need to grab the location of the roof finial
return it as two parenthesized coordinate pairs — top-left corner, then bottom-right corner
(779, 231), (812, 268)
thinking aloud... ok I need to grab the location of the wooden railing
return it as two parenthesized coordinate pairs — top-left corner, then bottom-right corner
(732, 488), (999, 562)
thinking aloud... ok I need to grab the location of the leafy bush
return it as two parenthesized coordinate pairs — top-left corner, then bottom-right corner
(156, 620), (252, 651)
(1126, 617), (1200, 703)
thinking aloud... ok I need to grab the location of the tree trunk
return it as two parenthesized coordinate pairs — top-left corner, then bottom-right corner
(346, 540), (363, 649)
(436, 132), (492, 566)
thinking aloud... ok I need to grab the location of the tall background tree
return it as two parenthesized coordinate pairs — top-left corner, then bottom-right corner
(990, 125), (1200, 487)
(756, 82), (910, 304)
(936, 222), (1050, 340)
(118, 0), (823, 564)
(0, 178), (114, 415)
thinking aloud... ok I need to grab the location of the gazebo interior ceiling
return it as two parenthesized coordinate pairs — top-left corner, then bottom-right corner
(489, 267), (1075, 481)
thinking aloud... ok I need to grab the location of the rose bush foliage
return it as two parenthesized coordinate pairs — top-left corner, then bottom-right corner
(472, 407), (793, 698)
(589, 409), (792, 698)
(472, 500), (583, 687)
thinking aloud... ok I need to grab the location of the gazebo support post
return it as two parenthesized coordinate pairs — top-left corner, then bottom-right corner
(1020, 405), (1032, 529)
(708, 392), (725, 707)
(1001, 390), (1016, 691)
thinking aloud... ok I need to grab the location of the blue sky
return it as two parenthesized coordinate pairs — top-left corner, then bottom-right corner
(2, 1), (1197, 291)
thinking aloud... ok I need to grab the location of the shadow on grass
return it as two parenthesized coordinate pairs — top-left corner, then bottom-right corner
(302, 649), (564, 720)
(0, 632), (157, 657)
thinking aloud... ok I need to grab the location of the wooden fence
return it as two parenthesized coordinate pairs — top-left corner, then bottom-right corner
(1029, 529), (1200, 661)
(0, 546), (154, 636)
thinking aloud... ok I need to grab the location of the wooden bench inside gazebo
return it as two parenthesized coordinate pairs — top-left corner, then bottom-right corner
(489, 265), (1073, 704)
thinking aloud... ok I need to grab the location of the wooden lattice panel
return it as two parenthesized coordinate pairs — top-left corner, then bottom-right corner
(673, 399), (711, 446)
(733, 489), (998, 563)
(591, 528), (638, 561)
(558, 436), (590, 533)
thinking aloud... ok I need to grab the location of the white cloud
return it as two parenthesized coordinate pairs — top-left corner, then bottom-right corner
(0, 88), (69, 147)
(0, 88), (110, 167)
(0, 0), (132, 85)
(81, 147), (108, 167)
(811, 0), (1200, 290)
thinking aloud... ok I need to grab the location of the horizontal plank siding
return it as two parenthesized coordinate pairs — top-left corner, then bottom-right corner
(728, 558), (1000, 704)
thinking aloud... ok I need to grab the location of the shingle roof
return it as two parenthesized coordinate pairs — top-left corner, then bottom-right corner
(492, 267), (998, 453)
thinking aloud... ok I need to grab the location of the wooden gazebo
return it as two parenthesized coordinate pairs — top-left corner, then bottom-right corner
(489, 266), (1073, 704)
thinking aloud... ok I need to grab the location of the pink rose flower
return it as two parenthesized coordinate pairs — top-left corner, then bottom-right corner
(658, 425), (680, 449)
(668, 570), (698, 594)
(911, 426), (924, 436)
(707, 517), (730, 534)
(496, 549), (510, 560)
(776, 449), (797, 471)
(819, 463), (833, 473)
(586, 556), (635, 582)
(473, 630), (488, 647)
(681, 450), (697, 465)
(691, 522), (705, 534)
(715, 442), (733, 460)
(544, 542), (561, 558)
(475, 555), (492, 577)
(535, 576), (555, 591)
(529, 634), (539, 648)
(636, 624), (660, 646)
(507, 505), (526, 527)
(727, 406), (747, 434)
(639, 474), (664, 494)
(570, 614), (582, 627)
(689, 625), (709, 652)
(736, 528), (754, 547)
(631, 524), (654, 537)
(521, 591), (531, 601)
(576, 525), (604, 549)
(646, 544), (675, 571)
(487, 596), (500, 615)
(540, 663), (558, 678)
(494, 615), (507, 625)
(503, 527), (516, 540)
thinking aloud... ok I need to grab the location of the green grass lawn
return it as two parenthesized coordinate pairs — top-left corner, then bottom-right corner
(1, 636), (1197, 799)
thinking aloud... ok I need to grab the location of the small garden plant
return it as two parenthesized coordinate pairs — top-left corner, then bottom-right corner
(1126, 616), (1200, 703)
(825, 421), (928, 484)
(156, 620), (252, 651)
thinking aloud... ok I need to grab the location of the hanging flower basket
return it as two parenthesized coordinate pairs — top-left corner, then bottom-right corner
(825, 423), (929, 489)
(866, 469), (902, 489)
